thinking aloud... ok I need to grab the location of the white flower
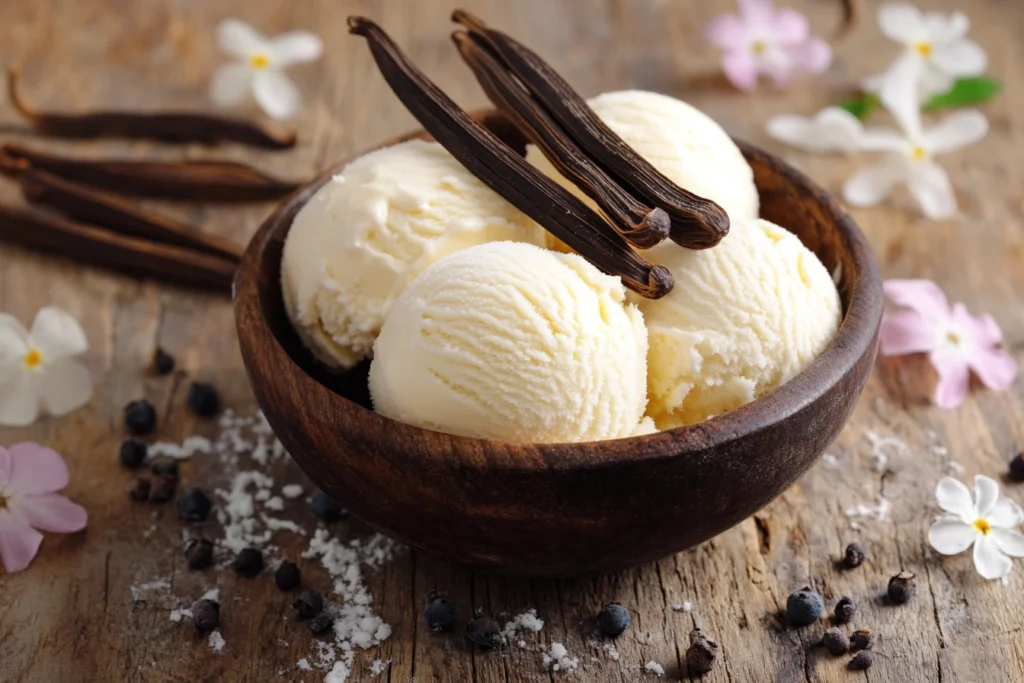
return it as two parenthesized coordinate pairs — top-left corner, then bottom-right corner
(842, 59), (987, 219)
(766, 106), (865, 153)
(928, 475), (1024, 580)
(0, 308), (92, 427)
(866, 4), (987, 100)
(210, 19), (322, 120)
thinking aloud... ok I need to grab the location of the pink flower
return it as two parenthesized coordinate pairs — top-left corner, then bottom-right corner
(704, 0), (832, 91)
(881, 279), (1018, 409)
(0, 443), (87, 573)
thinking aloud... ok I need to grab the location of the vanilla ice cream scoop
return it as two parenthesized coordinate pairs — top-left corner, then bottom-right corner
(638, 219), (842, 429)
(369, 241), (651, 443)
(527, 90), (759, 233)
(281, 139), (546, 369)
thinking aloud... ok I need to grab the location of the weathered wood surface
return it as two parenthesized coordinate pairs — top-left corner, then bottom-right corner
(1, 1), (1022, 682)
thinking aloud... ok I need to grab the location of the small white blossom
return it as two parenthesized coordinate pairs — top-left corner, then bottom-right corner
(766, 106), (865, 153)
(0, 307), (92, 427)
(928, 475), (1024, 580)
(210, 19), (322, 120)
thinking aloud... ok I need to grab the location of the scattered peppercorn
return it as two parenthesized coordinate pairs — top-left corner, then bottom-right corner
(1009, 453), (1024, 482)
(311, 491), (347, 523)
(685, 627), (718, 675)
(148, 475), (178, 503)
(231, 547), (264, 577)
(153, 347), (176, 375)
(124, 399), (157, 436)
(293, 589), (324, 620)
(822, 627), (850, 655)
(596, 602), (631, 638)
(424, 592), (457, 633)
(786, 587), (824, 626)
(185, 538), (214, 570)
(127, 477), (151, 502)
(119, 439), (147, 469)
(187, 382), (222, 417)
(888, 571), (917, 604)
(834, 596), (856, 624)
(843, 542), (867, 568)
(177, 487), (212, 524)
(192, 598), (220, 633)
(850, 628), (875, 651)
(151, 459), (179, 478)
(275, 561), (302, 590)
(466, 612), (502, 649)
(309, 612), (334, 635)
(848, 650), (875, 670)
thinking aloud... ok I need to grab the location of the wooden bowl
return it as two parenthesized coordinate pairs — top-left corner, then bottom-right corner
(234, 112), (883, 576)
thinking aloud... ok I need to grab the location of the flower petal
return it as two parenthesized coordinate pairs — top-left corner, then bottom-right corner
(766, 107), (863, 152)
(969, 312), (1005, 348)
(252, 70), (300, 120)
(789, 37), (831, 74)
(880, 310), (939, 355)
(924, 110), (988, 155)
(0, 314), (30, 361)
(929, 348), (971, 408)
(935, 476), (976, 520)
(928, 519), (976, 555)
(0, 369), (39, 428)
(36, 358), (92, 418)
(12, 493), (86, 533)
(29, 307), (87, 361)
(877, 3), (926, 44)
(880, 57), (924, 139)
(918, 63), (958, 100)
(738, 0), (774, 26)
(267, 31), (323, 67)
(217, 18), (267, 58)
(210, 63), (253, 107)
(989, 499), (1024, 530)
(922, 11), (970, 43)
(974, 475), (1001, 518)
(858, 127), (907, 152)
(0, 511), (44, 573)
(7, 442), (69, 494)
(969, 347), (1018, 392)
(704, 14), (747, 50)
(771, 8), (810, 45)
(0, 447), (10, 489)
(842, 159), (904, 207)
(931, 39), (987, 77)
(759, 46), (797, 89)
(908, 161), (956, 220)
(973, 534), (1012, 579)
(992, 528), (1024, 558)
(882, 279), (951, 320)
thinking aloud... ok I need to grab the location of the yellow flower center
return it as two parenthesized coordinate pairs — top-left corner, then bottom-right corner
(946, 331), (961, 346)
(23, 347), (42, 369)
(911, 146), (928, 161)
(250, 53), (270, 70)
(751, 40), (767, 55)
(974, 518), (992, 535)
(915, 42), (933, 58)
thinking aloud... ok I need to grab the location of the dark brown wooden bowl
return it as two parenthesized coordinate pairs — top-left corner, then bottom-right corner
(234, 111), (883, 576)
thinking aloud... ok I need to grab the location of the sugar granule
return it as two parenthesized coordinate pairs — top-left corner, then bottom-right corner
(148, 435), (212, 460)
(866, 431), (905, 472)
(203, 588), (221, 601)
(671, 601), (692, 613)
(209, 630), (226, 654)
(282, 484), (304, 499)
(845, 497), (891, 528)
(542, 642), (579, 672)
(501, 608), (545, 644)
(369, 659), (391, 676)
(265, 496), (285, 511)
(948, 460), (965, 475)
(130, 579), (170, 602)
(297, 659), (313, 671)
(255, 488), (272, 502)
(644, 660), (665, 676)
(169, 608), (192, 623)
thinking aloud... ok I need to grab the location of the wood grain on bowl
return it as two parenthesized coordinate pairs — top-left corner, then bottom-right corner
(233, 110), (883, 576)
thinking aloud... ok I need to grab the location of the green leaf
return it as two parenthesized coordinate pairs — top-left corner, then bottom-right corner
(837, 92), (881, 121)
(924, 77), (1002, 111)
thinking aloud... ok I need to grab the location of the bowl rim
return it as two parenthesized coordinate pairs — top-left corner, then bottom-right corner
(234, 119), (882, 471)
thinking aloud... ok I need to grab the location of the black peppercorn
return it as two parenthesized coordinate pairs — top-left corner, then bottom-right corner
(888, 571), (917, 604)
(822, 627), (849, 655)
(178, 488), (212, 524)
(275, 561), (301, 590)
(466, 611), (502, 649)
(786, 587), (824, 626)
(153, 347), (176, 375)
(309, 612), (334, 635)
(596, 602), (631, 638)
(294, 589), (325, 620)
(185, 538), (214, 570)
(424, 592), (457, 633)
(127, 477), (151, 502)
(148, 475), (178, 503)
(187, 382), (221, 417)
(192, 598), (220, 633)
(150, 459), (179, 478)
(119, 439), (147, 469)
(231, 547), (264, 577)
(850, 628), (875, 651)
(1009, 453), (1024, 482)
(311, 491), (347, 523)
(124, 399), (157, 436)
(849, 650), (874, 670)
(834, 596), (856, 624)
(843, 542), (867, 568)
(685, 627), (718, 675)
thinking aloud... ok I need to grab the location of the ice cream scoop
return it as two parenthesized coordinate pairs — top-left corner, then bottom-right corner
(638, 219), (842, 429)
(368, 241), (652, 443)
(280, 139), (546, 369)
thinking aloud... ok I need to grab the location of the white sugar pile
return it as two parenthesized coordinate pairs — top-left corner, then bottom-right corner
(671, 601), (692, 613)
(209, 630), (226, 654)
(369, 659), (391, 676)
(502, 608), (545, 646)
(542, 642), (579, 673)
(866, 430), (906, 472)
(845, 497), (892, 528)
(644, 660), (665, 676)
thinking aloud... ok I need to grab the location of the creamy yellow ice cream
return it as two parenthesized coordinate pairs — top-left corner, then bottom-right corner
(638, 219), (842, 429)
(281, 139), (546, 369)
(368, 241), (652, 443)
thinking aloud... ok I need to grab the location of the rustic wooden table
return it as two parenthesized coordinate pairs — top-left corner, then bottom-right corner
(2, 0), (1023, 681)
